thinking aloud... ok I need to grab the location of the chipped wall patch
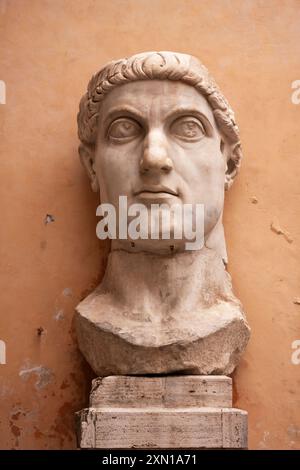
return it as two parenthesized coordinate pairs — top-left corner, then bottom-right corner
(291, 340), (300, 365)
(270, 218), (293, 244)
(0, 383), (13, 397)
(44, 214), (55, 225)
(19, 364), (54, 390)
(0, 339), (6, 364)
(288, 425), (300, 440)
(258, 430), (270, 449)
(62, 288), (72, 297)
(54, 309), (64, 321)
(0, 80), (6, 104)
(291, 80), (300, 105)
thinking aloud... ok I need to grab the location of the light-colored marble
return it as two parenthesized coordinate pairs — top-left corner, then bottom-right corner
(76, 51), (250, 376)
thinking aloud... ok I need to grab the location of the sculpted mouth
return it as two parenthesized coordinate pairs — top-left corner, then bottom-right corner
(134, 186), (179, 197)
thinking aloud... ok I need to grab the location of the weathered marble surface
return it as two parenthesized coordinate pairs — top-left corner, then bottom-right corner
(76, 376), (248, 449)
(76, 51), (250, 376)
(76, 249), (250, 376)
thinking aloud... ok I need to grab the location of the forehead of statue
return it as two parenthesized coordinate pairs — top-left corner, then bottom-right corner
(98, 80), (217, 129)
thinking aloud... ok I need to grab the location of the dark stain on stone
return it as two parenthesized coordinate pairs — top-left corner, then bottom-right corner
(50, 401), (76, 448)
(60, 380), (70, 390)
(10, 421), (21, 448)
(11, 411), (21, 421)
(37, 327), (45, 336)
(34, 427), (45, 439)
(11, 425), (21, 437)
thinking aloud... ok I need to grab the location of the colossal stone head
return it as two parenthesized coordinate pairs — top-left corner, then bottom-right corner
(75, 52), (250, 377)
(77, 51), (242, 258)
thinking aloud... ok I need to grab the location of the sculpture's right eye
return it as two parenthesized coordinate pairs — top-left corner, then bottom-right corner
(107, 118), (142, 142)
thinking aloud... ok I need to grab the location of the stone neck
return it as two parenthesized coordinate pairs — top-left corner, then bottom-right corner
(99, 246), (233, 315)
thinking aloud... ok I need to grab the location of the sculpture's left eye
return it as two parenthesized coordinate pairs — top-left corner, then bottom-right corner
(170, 116), (205, 142)
(108, 118), (141, 142)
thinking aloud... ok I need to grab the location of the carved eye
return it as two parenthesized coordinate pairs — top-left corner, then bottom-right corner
(170, 116), (205, 141)
(108, 118), (141, 142)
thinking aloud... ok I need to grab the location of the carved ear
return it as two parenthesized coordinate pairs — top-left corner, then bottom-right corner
(78, 143), (99, 192)
(220, 140), (241, 191)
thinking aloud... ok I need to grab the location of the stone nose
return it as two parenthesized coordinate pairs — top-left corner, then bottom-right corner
(140, 129), (173, 174)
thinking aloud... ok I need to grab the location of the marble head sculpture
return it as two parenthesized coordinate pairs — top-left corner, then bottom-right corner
(75, 51), (250, 376)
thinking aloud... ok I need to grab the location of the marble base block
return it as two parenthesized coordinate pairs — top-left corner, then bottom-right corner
(76, 375), (248, 449)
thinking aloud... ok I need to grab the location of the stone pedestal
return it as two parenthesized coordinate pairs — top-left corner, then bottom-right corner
(76, 376), (248, 449)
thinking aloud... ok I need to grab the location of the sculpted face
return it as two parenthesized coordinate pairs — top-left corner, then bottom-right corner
(92, 80), (227, 251)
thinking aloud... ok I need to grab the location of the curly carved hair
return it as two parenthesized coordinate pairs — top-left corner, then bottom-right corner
(77, 51), (242, 189)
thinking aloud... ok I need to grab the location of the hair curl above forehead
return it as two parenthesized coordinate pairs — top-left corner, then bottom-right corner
(77, 51), (242, 189)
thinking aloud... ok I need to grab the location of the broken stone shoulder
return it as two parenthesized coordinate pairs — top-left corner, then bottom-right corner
(75, 249), (250, 376)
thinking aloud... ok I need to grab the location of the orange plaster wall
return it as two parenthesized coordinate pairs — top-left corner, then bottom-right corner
(0, 0), (300, 449)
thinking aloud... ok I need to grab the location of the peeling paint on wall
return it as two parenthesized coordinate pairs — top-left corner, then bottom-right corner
(62, 288), (72, 297)
(53, 309), (65, 321)
(0, 339), (6, 364)
(288, 425), (300, 441)
(19, 364), (54, 390)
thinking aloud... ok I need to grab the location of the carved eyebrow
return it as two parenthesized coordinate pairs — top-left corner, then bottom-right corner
(103, 105), (145, 128)
(165, 107), (214, 136)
